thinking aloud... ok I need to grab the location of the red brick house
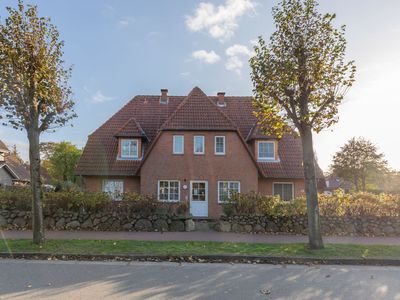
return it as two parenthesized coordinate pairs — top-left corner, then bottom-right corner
(76, 87), (323, 218)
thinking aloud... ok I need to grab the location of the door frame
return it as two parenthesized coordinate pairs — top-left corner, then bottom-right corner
(189, 180), (208, 217)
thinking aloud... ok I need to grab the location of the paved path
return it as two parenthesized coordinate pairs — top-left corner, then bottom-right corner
(2, 230), (400, 245)
(0, 259), (399, 299)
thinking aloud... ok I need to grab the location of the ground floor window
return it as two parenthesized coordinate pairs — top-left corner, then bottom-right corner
(103, 180), (124, 201)
(158, 180), (180, 202)
(218, 181), (240, 203)
(273, 183), (294, 201)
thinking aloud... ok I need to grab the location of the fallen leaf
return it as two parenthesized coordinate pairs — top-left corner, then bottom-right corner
(260, 289), (271, 295)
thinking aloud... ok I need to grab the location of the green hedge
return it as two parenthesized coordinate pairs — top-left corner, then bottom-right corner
(0, 188), (188, 215)
(223, 190), (400, 217)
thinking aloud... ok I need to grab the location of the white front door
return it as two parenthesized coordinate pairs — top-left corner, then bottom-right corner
(190, 181), (208, 217)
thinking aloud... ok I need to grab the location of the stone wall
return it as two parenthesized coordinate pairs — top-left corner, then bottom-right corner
(0, 208), (194, 232)
(216, 215), (400, 236)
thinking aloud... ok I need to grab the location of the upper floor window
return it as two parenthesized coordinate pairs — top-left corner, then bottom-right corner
(273, 183), (294, 201)
(121, 139), (138, 159)
(215, 136), (225, 155)
(173, 135), (184, 154)
(158, 180), (180, 202)
(194, 136), (205, 154)
(258, 141), (275, 161)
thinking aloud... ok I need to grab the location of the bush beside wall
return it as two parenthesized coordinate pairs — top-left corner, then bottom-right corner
(217, 191), (400, 236)
(217, 215), (400, 236)
(0, 189), (193, 232)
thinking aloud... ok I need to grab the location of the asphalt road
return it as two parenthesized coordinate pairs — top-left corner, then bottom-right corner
(0, 260), (399, 300)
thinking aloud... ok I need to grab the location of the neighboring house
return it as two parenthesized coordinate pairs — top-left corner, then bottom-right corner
(324, 174), (352, 194)
(0, 140), (30, 186)
(76, 87), (324, 218)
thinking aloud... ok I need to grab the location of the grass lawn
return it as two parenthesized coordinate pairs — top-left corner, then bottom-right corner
(1, 239), (400, 259)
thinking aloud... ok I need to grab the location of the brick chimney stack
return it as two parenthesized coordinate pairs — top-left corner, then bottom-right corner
(160, 89), (168, 104)
(217, 92), (226, 107)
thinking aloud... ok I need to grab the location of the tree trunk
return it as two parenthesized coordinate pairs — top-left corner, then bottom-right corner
(27, 127), (44, 245)
(300, 126), (324, 249)
(353, 176), (359, 192)
(361, 175), (366, 192)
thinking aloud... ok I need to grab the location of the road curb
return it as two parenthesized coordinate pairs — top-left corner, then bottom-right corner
(1, 252), (400, 266)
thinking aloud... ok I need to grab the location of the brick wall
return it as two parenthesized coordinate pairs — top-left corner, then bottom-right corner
(84, 176), (140, 194)
(140, 131), (259, 218)
(258, 178), (305, 198)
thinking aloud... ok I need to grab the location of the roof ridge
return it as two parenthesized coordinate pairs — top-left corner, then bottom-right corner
(114, 116), (149, 140)
(116, 116), (141, 133)
(245, 122), (257, 141)
(161, 86), (238, 130)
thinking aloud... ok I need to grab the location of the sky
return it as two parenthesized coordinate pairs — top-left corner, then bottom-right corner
(0, 0), (400, 172)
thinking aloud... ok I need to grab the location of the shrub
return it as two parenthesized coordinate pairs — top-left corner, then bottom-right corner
(0, 189), (180, 215)
(122, 193), (159, 215)
(222, 191), (400, 217)
(0, 187), (31, 211)
(223, 192), (281, 216)
(43, 191), (112, 212)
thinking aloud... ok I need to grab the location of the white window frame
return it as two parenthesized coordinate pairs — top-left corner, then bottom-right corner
(273, 182), (294, 201)
(257, 141), (276, 161)
(102, 180), (124, 201)
(218, 181), (241, 203)
(173, 135), (184, 154)
(214, 136), (225, 155)
(120, 139), (139, 159)
(190, 180), (208, 202)
(157, 180), (181, 202)
(193, 136), (205, 155)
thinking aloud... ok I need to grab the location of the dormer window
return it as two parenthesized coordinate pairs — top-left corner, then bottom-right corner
(120, 139), (138, 159)
(258, 141), (276, 161)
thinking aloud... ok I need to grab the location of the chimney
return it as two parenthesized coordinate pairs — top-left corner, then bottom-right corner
(160, 89), (169, 104)
(217, 92), (226, 107)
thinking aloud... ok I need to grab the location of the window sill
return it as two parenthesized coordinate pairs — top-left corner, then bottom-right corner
(194, 153), (205, 156)
(214, 153), (226, 156)
(257, 159), (280, 163)
(117, 157), (142, 161)
(172, 153), (184, 156)
(157, 199), (180, 203)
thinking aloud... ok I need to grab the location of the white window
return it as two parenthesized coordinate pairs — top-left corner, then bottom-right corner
(218, 181), (240, 203)
(191, 181), (207, 202)
(258, 141), (275, 161)
(273, 183), (294, 201)
(215, 136), (225, 155)
(173, 135), (184, 154)
(103, 180), (124, 201)
(194, 136), (205, 154)
(158, 180), (180, 202)
(121, 139), (138, 159)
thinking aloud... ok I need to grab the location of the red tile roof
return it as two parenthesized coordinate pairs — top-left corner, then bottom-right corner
(76, 87), (323, 179)
(161, 87), (237, 131)
(115, 117), (147, 139)
(0, 140), (8, 151)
